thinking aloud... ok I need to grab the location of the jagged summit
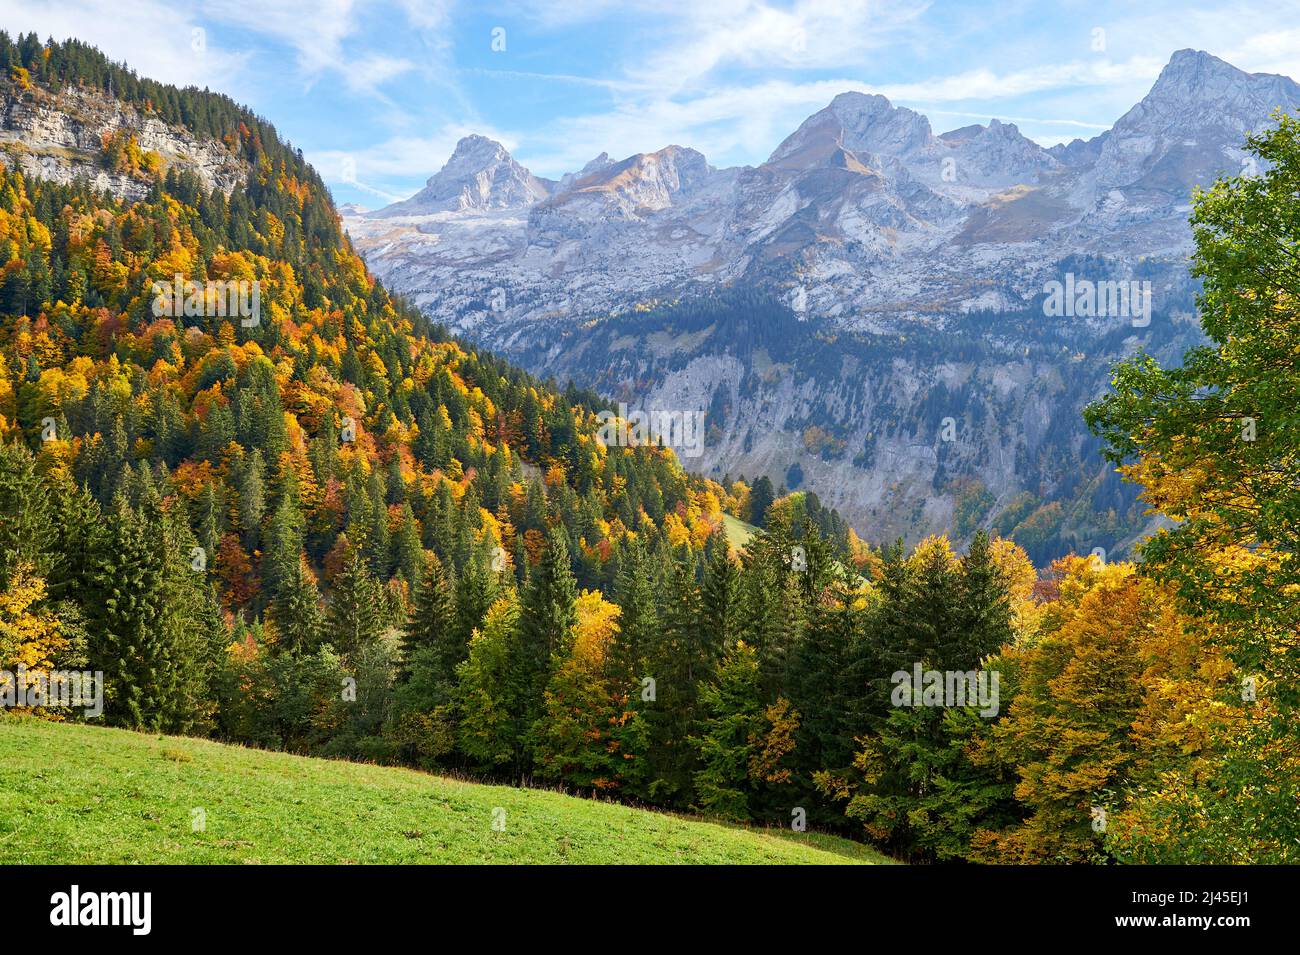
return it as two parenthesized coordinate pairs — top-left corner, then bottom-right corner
(767, 92), (933, 167)
(344, 48), (1300, 543)
(373, 134), (551, 216)
(558, 152), (616, 192)
(1154, 48), (1248, 95)
(353, 47), (1299, 325)
(1088, 49), (1300, 194)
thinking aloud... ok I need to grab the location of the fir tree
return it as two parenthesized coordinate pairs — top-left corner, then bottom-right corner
(516, 527), (578, 753)
(692, 641), (763, 820)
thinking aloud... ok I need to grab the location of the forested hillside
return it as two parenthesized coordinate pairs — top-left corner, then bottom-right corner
(0, 34), (1294, 865)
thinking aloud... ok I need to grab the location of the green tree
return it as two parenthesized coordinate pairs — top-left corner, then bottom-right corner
(1085, 111), (1300, 863)
(699, 531), (738, 653)
(327, 546), (383, 656)
(454, 591), (524, 774)
(401, 552), (457, 688)
(270, 555), (325, 654)
(692, 641), (764, 820)
(516, 527), (578, 763)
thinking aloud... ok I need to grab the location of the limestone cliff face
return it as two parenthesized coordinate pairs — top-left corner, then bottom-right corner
(493, 292), (1195, 561)
(0, 84), (245, 200)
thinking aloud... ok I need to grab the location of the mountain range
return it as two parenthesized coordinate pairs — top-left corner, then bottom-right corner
(339, 50), (1300, 560)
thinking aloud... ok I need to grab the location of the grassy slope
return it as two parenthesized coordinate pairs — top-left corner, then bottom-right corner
(722, 513), (758, 550)
(0, 718), (892, 865)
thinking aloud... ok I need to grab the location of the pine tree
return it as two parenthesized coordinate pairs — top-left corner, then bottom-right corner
(737, 526), (801, 697)
(262, 495), (305, 601)
(86, 494), (172, 729)
(392, 501), (425, 593)
(640, 547), (706, 803)
(453, 549), (497, 652)
(611, 538), (658, 686)
(692, 641), (763, 820)
(699, 531), (738, 653)
(156, 494), (221, 732)
(748, 476), (775, 527)
(0, 441), (54, 586)
(787, 573), (864, 827)
(948, 530), (1012, 670)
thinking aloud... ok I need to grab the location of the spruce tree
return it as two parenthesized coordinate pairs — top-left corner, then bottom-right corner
(0, 441), (54, 586)
(402, 552), (457, 683)
(692, 641), (763, 820)
(950, 531), (1013, 669)
(327, 546), (382, 657)
(392, 501), (425, 593)
(271, 555), (325, 654)
(86, 494), (172, 729)
(262, 495), (305, 602)
(641, 547), (706, 803)
(748, 476), (775, 527)
(611, 538), (657, 686)
(453, 549), (497, 651)
(787, 573), (863, 827)
(516, 526), (577, 758)
(157, 494), (220, 732)
(699, 531), (737, 654)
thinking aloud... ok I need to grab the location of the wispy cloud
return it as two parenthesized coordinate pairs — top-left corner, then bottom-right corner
(623, 0), (932, 95)
(513, 56), (1164, 176)
(10, 0), (1300, 206)
(199, 0), (361, 81)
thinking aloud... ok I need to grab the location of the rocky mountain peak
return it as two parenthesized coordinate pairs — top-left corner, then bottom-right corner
(1151, 48), (1245, 98)
(548, 144), (712, 213)
(558, 152), (616, 191)
(768, 91), (934, 168)
(374, 134), (551, 217)
(1092, 49), (1300, 194)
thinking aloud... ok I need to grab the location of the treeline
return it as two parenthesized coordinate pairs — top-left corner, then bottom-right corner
(2, 32), (306, 174)
(4, 431), (1266, 863)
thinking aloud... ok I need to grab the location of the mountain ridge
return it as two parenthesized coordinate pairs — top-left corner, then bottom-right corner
(342, 48), (1300, 558)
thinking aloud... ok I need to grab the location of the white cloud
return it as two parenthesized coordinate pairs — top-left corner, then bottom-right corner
(1222, 28), (1300, 80)
(198, 0), (361, 79)
(626, 0), (931, 94)
(870, 56), (1165, 103)
(345, 54), (418, 94)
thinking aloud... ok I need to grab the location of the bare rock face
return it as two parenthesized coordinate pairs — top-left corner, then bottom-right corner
(557, 152), (615, 192)
(373, 134), (552, 217)
(1093, 49), (1300, 191)
(0, 85), (245, 200)
(340, 50), (1300, 554)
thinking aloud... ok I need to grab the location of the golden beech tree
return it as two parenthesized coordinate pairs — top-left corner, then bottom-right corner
(0, 563), (67, 671)
(971, 557), (1225, 864)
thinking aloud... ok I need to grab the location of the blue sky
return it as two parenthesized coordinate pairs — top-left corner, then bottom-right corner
(6, 0), (1300, 207)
